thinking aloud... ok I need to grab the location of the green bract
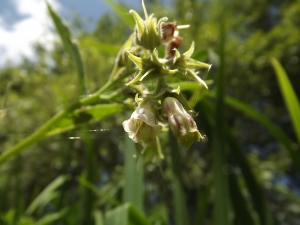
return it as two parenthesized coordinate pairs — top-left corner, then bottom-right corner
(172, 42), (211, 89)
(125, 49), (178, 85)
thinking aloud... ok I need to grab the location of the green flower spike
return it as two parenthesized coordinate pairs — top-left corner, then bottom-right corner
(125, 49), (178, 86)
(173, 42), (211, 89)
(129, 0), (167, 50)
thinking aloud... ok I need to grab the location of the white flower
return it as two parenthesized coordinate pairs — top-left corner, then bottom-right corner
(123, 99), (162, 145)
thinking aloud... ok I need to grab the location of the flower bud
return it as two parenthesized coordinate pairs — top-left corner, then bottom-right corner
(163, 97), (203, 149)
(129, 9), (166, 51)
(123, 98), (162, 145)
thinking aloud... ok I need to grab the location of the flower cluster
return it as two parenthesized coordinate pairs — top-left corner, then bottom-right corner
(122, 1), (210, 157)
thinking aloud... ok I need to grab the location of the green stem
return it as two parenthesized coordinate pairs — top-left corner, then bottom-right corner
(0, 68), (135, 165)
(153, 78), (167, 96)
(0, 104), (74, 165)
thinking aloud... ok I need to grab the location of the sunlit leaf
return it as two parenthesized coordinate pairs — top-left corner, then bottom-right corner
(105, 0), (135, 27)
(271, 58), (300, 145)
(93, 210), (104, 225)
(46, 104), (122, 137)
(212, 4), (230, 224)
(35, 209), (68, 225)
(80, 39), (120, 55)
(105, 203), (150, 225)
(123, 133), (143, 210)
(25, 175), (69, 215)
(47, 3), (86, 94)
(206, 92), (300, 168)
(169, 131), (189, 225)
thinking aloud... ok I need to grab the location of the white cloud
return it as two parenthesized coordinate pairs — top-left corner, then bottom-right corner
(0, 0), (61, 67)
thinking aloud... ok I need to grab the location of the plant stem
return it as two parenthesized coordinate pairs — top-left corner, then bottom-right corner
(0, 68), (135, 165)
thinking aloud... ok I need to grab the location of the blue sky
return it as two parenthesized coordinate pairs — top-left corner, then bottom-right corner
(0, 0), (141, 66)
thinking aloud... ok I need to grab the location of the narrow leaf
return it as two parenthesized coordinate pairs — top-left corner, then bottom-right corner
(169, 131), (189, 225)
(80, 39), (120, 55)
(206, 92), (300, 169)
(105, 0), (135, 27)
(227, 131), (274, 225)
(46, 104), (122, 137)
(78, 175), (121, 207)
(35, 209), (68, 225)
(47, 3), (86, 94)
(105, 203), (150, 225)
(93, 210), (104, 225)
(25, 175), (69, 215)
(271, 58), (300, 145)
(213, 3), (230, 224)
(122, 134), (143, 210)
(228, 173), (257, 225)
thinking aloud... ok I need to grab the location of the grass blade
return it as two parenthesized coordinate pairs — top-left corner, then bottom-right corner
(104, 0), (135, 27)
(35, 209), (67, 225)
(270, 58), (300, 145)
(78, 125), (95, 225)
(199, 99), (274, 225)
(122, 134), (143, 210)
(93, 210), (104, 225)
(80, 39), (120, 55)
(227, 131), (274, 225)
(169, 131), (189, 225)
(195, 184), (210, 224)
(47, 3), (86, 94)
(228, 172), (257, 225)
(206, 91), (300, 169)
(212, 2), (230, 224)
(25, 175), (69, 215)
(78, 176), (121, 207)
(105, 203), (150, 225)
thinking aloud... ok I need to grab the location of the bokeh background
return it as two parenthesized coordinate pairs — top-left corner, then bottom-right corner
(0, 0), (299, 224)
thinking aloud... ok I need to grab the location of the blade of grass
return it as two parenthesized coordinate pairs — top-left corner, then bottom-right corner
(47, 3), (86, 94)
(78, 125), (95, 225)
(80, 39), (120, 55)
(122, 134), (143, 210)
(105, 203), (150, 225)
(270, 58), (300, 145)
(228, 172), (257, 225)
(25, 175), (69, 215)
(93, 210), (104, 225)
(227, 131), (274, 225)
(104, 0), (135, 27)
(78, 176), (121, 207)
(206, 91), (300, 169)
(212, 1), (230, 224)
(35, 208), (67, 225)
(169, 131), (189, 225)
(195, 184), (210, 224)
(199, 99), (274, 225)
(12, 156), (23, 225)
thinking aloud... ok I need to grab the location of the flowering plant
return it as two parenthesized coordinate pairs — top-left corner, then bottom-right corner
(122, 0), (211, 157)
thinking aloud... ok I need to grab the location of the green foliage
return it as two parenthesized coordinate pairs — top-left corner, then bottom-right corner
(271, 58), (300, 145)
(0, 0), (300, 225)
